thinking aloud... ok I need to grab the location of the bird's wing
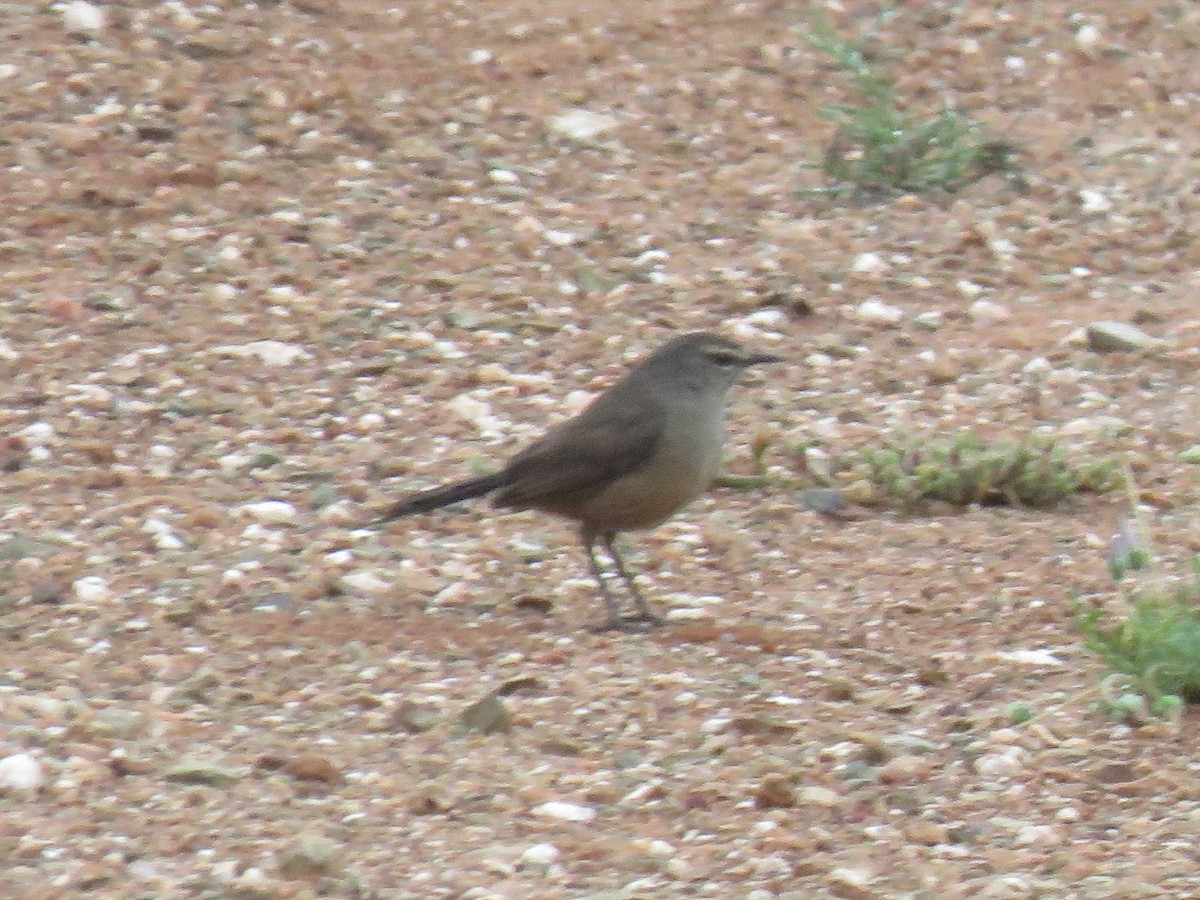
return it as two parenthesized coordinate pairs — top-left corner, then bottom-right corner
(493, 391), (663, 511)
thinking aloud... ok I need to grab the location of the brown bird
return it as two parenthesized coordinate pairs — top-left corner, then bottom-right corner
(375, 332), (781, 630)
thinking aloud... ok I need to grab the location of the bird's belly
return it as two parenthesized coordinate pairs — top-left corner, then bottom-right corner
(576, 440), (720, 532)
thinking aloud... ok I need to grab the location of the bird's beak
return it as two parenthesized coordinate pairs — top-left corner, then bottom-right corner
(745, 352), (784, 366)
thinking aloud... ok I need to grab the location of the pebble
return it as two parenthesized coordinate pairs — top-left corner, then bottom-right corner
(855, 298), (903, 325)
(1080, 189), (1112, 213)
(213, 340), (308, 367)
(73, 576), (114, 604)
(164, 760), (241, 787)
(967, 299), (1011, 324)
(851, 251), (888, 275)
(547, 108), (618, 142)
(239, 501), (297, 525)
(281, 754), (342, 784)
(990, 648), (1063, 666)
(1086, 321), (1160, 352)
(799, 785), (841, 807)
(340, 570), (391, 596)
(276, 833), (343, 878)
(62, 0), (105, 35)
(1014, 823), (1060, 847)
(827, 866), (875, 899)
(878, 754), (931, 784)
(17, 422), (55, 447)
(520, 843), (560, 866)
(0, 753), (45, 793)
(532, 800), (597, 822)
(974, 747), (1026, 778)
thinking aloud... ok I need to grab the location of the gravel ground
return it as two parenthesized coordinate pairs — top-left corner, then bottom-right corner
(3, 1), (1200, 897)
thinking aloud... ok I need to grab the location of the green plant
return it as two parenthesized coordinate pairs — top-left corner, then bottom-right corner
(1077, 472), (1200, 713)
(847, 433), (1119, 508)
(1078, 557), (1200, 704)
(800, 11), (1018, 198)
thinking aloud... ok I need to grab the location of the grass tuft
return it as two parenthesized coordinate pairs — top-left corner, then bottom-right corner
(800, 11), (1020, 199)
(846, 433), (1119, 508)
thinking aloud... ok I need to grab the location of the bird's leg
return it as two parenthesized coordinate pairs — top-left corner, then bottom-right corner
(582, 530), (626, 631)
(604, 532), (665, 627)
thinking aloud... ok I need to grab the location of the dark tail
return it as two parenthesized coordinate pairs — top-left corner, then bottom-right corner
(373, 472), (509, 524)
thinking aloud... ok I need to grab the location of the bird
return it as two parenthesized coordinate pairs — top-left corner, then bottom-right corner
(374, 332), (781, 630)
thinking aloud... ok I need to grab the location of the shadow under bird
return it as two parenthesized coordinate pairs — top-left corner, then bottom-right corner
(374, 332), (781, 631)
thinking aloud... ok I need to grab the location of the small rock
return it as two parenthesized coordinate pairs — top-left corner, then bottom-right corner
(827, 866), (876, 899)
(906, 819), (948, 845)
(878, 755), (931, 784)
(392, 700), (440, 733)
(974, 747), (1026, 779)
(520, 842), (560, 867)
(967, 299), (1011, 324)
(0, 753), (45, 793)
(1079, 189), (1112, 213)
(63, 0), (105, 35)
(798, 487), (844, 514)
(547, 108), (618, 142)
(339, 570), (391, 596)
(282, 754), (342, 784)
(1086, 321), (1160, 353)
(1013, 823), (1060, 847)
(214, 341), (309, 367)
(990, 648), (1064, 666)
(851, 252), (888, 275)
(164, 760), (241, 787)
(276, 833), (343, 879)
(855, 298), (903, 326)
(532, 800), (596, 823)
(73, 576), (114, 604)
(239, 501), (297, 525)
(458, 695), (511, 734)
(798, 785), (841, 808)
(754, 773), (796, 809)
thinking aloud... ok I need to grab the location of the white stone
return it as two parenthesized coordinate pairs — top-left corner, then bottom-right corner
(1014, 824), (1060, 846)
(17, 422), (54, 447)
(1023, 356), (1051, 375)
(544, 229), (576, 247)
(1079, 189), (1111, 213)
(975, 748), (1026, 778)
(0, 753), (45, 793)
(851, 251), (888, 274)
(664, 607), (713, 622)
(213, 340), (308, 367)
(520, 843), (560, 866)
(65, 384), (113, 408)
(967, 300), (1011, 324)
(992, 648), (1063, 667)
(1075, 24), (1100, 48)
(646, 839), (675, 856)
(73, 575), (113, 604)
(63, 0), (105, 34)
(855, 298), (902, 325)
(239, 500), (297, 525)
(749, 308), (790, 328)
(532, 800), (596, 822)
(547, 108), (618, 142)
(341, 571), (391, 596)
